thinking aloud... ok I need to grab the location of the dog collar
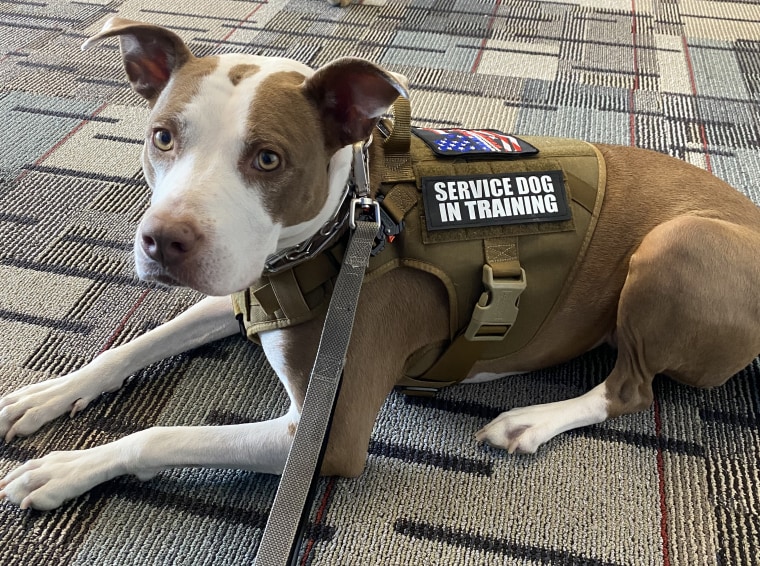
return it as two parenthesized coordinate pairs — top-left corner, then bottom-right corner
(263, 183), (351, 274)
(263, 141), (372, 274)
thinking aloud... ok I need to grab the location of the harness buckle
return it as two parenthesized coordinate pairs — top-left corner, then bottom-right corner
(370, 195), (404, 256)
(464, 265), (526, 341)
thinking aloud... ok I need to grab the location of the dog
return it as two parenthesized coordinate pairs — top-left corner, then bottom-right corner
(1, 17), (760, 512)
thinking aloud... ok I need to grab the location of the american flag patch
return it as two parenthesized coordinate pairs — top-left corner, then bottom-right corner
(412, 127), (538, 158)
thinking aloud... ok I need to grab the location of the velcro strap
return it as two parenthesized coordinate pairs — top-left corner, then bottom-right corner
(397, 336), (484, 394)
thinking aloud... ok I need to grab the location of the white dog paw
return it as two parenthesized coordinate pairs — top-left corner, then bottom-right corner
(475, 386), (610, 455)
(0, 449), (112, 510)
(0, 372), (104, 443)
(475, 406), (554, 454)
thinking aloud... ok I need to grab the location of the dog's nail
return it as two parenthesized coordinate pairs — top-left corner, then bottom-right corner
(70, 398), (89, 418)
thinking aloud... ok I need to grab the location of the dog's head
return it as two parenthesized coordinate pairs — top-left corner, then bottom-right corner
(84, 18), (407, 296)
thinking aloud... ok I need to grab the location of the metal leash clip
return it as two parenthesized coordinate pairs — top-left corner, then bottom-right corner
(349, 138), (381, 230)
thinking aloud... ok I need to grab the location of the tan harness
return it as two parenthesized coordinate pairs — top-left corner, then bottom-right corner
(233, 103), (606, 394)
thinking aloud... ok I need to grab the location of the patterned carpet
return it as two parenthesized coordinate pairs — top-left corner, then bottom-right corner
(1, 0), (759, 564)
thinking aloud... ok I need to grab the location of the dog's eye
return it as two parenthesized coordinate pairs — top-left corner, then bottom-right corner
(152, 129), (174, 151)
(254, 150), (280, 171)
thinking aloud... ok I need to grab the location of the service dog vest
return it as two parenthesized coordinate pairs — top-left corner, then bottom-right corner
(232, 103), (606, 393)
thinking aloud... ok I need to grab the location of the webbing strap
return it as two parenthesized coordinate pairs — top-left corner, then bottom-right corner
(255, 219), (378, 566)
(383, 96), (411, 154)
(381, 182), (417, 223)
(484, 237), (521, 278)
(267, 269), (310, 320)
(381, 97), (415, 182)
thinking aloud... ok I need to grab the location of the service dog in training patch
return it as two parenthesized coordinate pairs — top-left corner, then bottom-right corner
(1, 17), (760, 511)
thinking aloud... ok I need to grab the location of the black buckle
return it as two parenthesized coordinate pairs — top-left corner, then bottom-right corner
(371, 196), (404, 256)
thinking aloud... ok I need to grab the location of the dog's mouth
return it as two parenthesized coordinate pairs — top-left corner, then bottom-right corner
(134, 256), (186, 288)
(134, 240), (196, 289)
(136, 259), (252, 297)
(146, 272), (184, 287)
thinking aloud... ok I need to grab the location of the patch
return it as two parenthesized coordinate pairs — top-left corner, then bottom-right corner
(421, 170), (572, 231)
(412, 127), (538, 158)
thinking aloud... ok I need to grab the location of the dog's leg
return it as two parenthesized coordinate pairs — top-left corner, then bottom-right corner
(0, 295), (239, 442)
(0, 300), (306, 511)
(0, 315), (326, 510)
(477, 215), (760, 454)
(0, 268), (451, 510)
(0, 416), (296, 510)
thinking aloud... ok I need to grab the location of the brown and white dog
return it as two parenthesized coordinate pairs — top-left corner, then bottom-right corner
(2, 18), (760, 511)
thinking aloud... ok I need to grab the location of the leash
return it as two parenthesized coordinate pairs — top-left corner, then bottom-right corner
(255, 142), (380, 566)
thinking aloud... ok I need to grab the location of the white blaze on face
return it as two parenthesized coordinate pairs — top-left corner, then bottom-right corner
(140, 55), (331, 296)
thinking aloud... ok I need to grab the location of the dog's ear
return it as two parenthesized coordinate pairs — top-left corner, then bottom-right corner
(82, 17), (193, 104)
(303, 58), (409, 150)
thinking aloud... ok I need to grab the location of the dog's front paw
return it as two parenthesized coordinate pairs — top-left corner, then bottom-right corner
(0, 369), (110, 442)
(0, 448), (119, 510)
(475, 405), (559, 454)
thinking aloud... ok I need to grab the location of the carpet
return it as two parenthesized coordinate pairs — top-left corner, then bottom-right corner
(0, 0), (758, 564)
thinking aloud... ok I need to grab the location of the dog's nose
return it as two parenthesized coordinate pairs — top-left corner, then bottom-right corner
(140, 218), (199, 267)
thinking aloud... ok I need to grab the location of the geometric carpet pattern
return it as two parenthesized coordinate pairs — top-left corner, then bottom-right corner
(0, 1), (758, 564)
